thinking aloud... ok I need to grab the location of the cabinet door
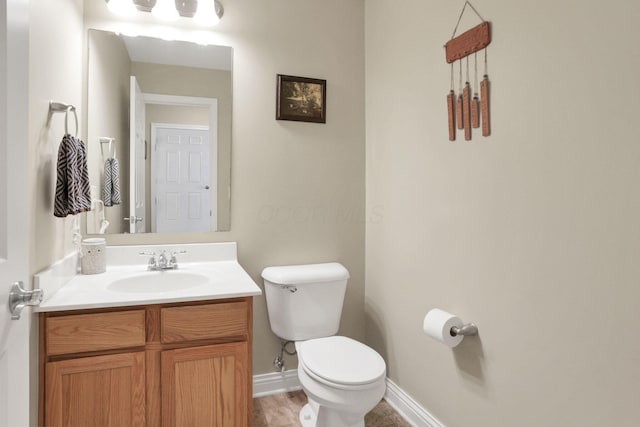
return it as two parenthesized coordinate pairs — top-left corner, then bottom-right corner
(45, 352), (146, 427)
(161, 342), (248, 427)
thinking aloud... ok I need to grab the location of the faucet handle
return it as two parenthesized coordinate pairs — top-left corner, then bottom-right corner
(139, 251), (157, 268)
(169, 250), (187, 266)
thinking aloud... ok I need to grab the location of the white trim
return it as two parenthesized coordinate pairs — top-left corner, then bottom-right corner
(150, 123), (209, 131)
(143, 93), (217, 107)
(3, 1), (31, 425)
(251, 371), (443, 427)
(0, 0), (7, 255)
(384, 378), (444, 427)
(253, 369), (302, 398)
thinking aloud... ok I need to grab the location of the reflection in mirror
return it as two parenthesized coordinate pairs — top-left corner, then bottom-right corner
(86, 29), (232, 234)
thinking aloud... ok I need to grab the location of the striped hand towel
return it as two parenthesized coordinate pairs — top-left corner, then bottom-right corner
(54, 134), (91, 217)
(103, 158), (121, 207)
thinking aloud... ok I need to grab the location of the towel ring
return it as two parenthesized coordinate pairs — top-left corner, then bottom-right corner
(48, 101), (78, 137)
(64, 106), (78, 137)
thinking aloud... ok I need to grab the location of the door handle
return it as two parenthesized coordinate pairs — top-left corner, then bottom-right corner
(9, 281), (44, 320)
(205, 185), (210, 190)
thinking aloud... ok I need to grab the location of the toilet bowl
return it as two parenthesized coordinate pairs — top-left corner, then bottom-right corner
(262, 263), (387, 427)
(296, 336), (386, 427)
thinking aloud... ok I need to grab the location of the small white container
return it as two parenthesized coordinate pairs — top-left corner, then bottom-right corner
(81, 238), (106, 274)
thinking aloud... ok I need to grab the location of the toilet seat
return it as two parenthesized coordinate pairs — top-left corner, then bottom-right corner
(298, 336), (386, 389)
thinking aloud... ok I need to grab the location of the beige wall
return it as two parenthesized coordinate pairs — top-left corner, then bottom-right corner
(29, 0), (83, 425)
(87, 30), (131, 234)
(365, 0), (640, 426)
(29, 0), (83, 274)
(145, 104), (209, 135)
(80, 0), (366, 375)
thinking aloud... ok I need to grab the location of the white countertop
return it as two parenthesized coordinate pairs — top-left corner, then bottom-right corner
(35, 242), (262, 312)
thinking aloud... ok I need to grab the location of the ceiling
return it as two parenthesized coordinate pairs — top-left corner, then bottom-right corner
(121, 34), (232, 71)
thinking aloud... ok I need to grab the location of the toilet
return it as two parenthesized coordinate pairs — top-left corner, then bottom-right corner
(262, 263), (386, 427)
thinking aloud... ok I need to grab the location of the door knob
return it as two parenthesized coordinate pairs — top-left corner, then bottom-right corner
(9, 281), (44, 320)
(205, 185), (210, 190)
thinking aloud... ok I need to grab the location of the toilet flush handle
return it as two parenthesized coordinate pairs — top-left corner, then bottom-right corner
(278, 284), (297, 293)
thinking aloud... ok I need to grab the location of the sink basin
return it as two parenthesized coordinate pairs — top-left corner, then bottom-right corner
(107, 271), (210, 293)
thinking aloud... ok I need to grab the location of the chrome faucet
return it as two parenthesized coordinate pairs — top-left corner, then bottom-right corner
(140, 250), (186, 271)
(157, 250), (170, 269)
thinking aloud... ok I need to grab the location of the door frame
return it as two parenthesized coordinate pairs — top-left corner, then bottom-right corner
(138, 93), (218, 232)
(130, 76), (146, 234)
(1, 0), (32, 426)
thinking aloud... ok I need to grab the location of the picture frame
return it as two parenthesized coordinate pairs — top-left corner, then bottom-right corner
(276, 74), (326, 123)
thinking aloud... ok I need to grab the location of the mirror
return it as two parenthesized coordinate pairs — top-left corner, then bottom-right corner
(86, 29), (232, 234)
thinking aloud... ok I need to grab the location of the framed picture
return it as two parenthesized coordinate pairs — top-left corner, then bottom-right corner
(276, 74), (326, 123)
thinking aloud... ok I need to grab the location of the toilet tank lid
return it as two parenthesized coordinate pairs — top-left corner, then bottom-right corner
(261, 262), (349, 285)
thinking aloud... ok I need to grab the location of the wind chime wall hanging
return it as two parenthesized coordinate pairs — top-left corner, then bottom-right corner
(445, 1), (491, 141)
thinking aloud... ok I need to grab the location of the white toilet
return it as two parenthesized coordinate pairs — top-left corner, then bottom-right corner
(262, 262), (386, 427)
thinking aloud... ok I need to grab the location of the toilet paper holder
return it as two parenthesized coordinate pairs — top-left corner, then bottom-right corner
(450, 323), (478, 337)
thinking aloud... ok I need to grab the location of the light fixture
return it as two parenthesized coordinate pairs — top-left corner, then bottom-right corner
(152, 0), (179, 21)
(106, 0), (224, 25)
(194, 0), (223, 26)
(107, 0), (137, 16)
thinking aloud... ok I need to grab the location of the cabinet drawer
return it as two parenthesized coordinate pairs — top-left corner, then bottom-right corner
(161, 302), (248, 343)
(46, 310), (146, 356)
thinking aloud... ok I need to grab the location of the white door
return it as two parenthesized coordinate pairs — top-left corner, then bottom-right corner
(0, 0), (32, 425)
(151, 124), (213, 233)
(129, 76), (146, 233)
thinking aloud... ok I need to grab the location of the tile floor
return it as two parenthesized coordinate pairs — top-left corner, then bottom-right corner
(253, 390), (412, 426)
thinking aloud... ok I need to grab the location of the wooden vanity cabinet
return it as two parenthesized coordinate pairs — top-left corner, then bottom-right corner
(39, 298), (253, 427)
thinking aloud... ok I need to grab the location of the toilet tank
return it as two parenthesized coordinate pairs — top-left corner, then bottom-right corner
(262, 263), (350, 341)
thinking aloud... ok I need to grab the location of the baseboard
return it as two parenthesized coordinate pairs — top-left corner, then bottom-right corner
(253, 369), (302, 397)
(384, 378), (444, 427)
(252, 371), (444, 427)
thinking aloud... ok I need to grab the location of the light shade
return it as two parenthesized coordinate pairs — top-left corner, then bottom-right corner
(107, 0), (137, 16)
(194, 0), (221, 26)
(106, 0), (225, 25)
(152, 0), (179, 21)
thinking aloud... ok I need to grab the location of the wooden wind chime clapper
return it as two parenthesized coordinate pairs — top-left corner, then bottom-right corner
(445, 1), (491, 141)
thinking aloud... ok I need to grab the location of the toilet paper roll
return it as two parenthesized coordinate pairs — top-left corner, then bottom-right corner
(423, 308), (464, 348)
